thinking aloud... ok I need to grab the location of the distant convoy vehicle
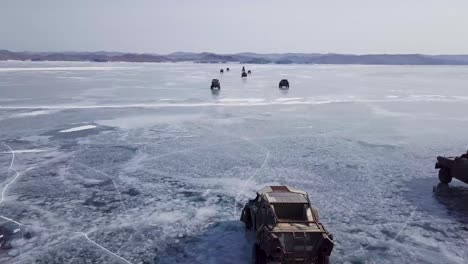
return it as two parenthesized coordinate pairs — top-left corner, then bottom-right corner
(279, 79), (290, 89)
(241, 186), (334, 264)
(435, 150), (468, 184)
(211, 79), (221, 89)
(212, 66), (291, 88)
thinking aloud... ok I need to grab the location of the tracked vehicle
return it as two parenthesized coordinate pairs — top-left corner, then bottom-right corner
(435, 150), (468, 184)
(241, 186), (334, 264)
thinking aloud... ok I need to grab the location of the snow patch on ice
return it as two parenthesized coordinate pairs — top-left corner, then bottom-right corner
(3, 95), (468, 110)
(281, 101), (303, 105)
(0, 149), (49, 154)
(150, 211), (187, 223)
(56, 76), (86, 79)
(368, 104), (412, 117)
(81, 178), (108, 185)
(219, 98), (265, 103)
(13, 110), (57, 117)
(275, 97), (303, 102)
(0, 66), (131, 72)
(97, 113), (204, 129)
(59, 125), (97, 133)
(195, 207), (217, 221)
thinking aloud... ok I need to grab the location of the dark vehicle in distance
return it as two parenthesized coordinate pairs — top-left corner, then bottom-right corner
(248, 70), (252, 74)
(220, 69), (224, 73)
(92, 58), (108, 63)
(211, 79), (221, 89)
(435, 150), (468, 184)
(279, 79), (289, 89)
(241, 186), (334, 264)
(226, 68), (230, 72)
(242, 72), (248, 78)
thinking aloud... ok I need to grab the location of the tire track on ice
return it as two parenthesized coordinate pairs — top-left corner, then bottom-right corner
(333, 208), (418, 264)
(0, 143), (25, 261)
(0, 215), (133, 264)
(0, 143), (19, 205)
(73, 161), (128, 215)
(197, 125), (272, 216)
(234, 145), (270, 216)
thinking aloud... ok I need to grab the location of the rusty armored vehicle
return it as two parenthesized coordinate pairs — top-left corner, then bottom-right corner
(241, 186), (334, 264)
(435, 150), (468, 184)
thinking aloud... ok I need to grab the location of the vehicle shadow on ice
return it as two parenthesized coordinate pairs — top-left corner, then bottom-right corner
(433, 183), (468, 219)
(405, 178), (468, 224)
(158, 220), (254, 264)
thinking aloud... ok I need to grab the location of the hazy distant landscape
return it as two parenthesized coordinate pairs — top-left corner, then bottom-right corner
(2, 1), (468, 263)
(2, 50), (468, 65)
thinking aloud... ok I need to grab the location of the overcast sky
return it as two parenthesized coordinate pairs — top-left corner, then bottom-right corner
(1, 0), (468, 54)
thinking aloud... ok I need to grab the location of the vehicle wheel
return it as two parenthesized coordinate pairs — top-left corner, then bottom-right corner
(244, 210), (252, 230)
(318, 255), (330, 264)
(252, 244), (267, 264)
(439, 168), (452, 184)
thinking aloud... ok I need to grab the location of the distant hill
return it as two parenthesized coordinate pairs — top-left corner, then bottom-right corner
(431, 55), (468, 64)
(1, 50), (468, 65)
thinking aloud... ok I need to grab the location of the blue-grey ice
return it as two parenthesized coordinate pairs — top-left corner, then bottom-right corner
(0, 61), (467, 264)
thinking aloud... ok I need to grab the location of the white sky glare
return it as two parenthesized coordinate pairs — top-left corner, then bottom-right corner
(1, 0), (468, 54)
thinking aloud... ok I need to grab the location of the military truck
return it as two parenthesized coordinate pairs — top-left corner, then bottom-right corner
(242, 72), (248, 78)
(241, 186), (334, 264)
(435, 150), (468, 184)
(279, 79), (289, 89)
(211, 79), (221, 89)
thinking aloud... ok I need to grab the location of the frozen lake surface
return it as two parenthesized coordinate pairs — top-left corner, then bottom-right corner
(0, 61), (467, 263)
